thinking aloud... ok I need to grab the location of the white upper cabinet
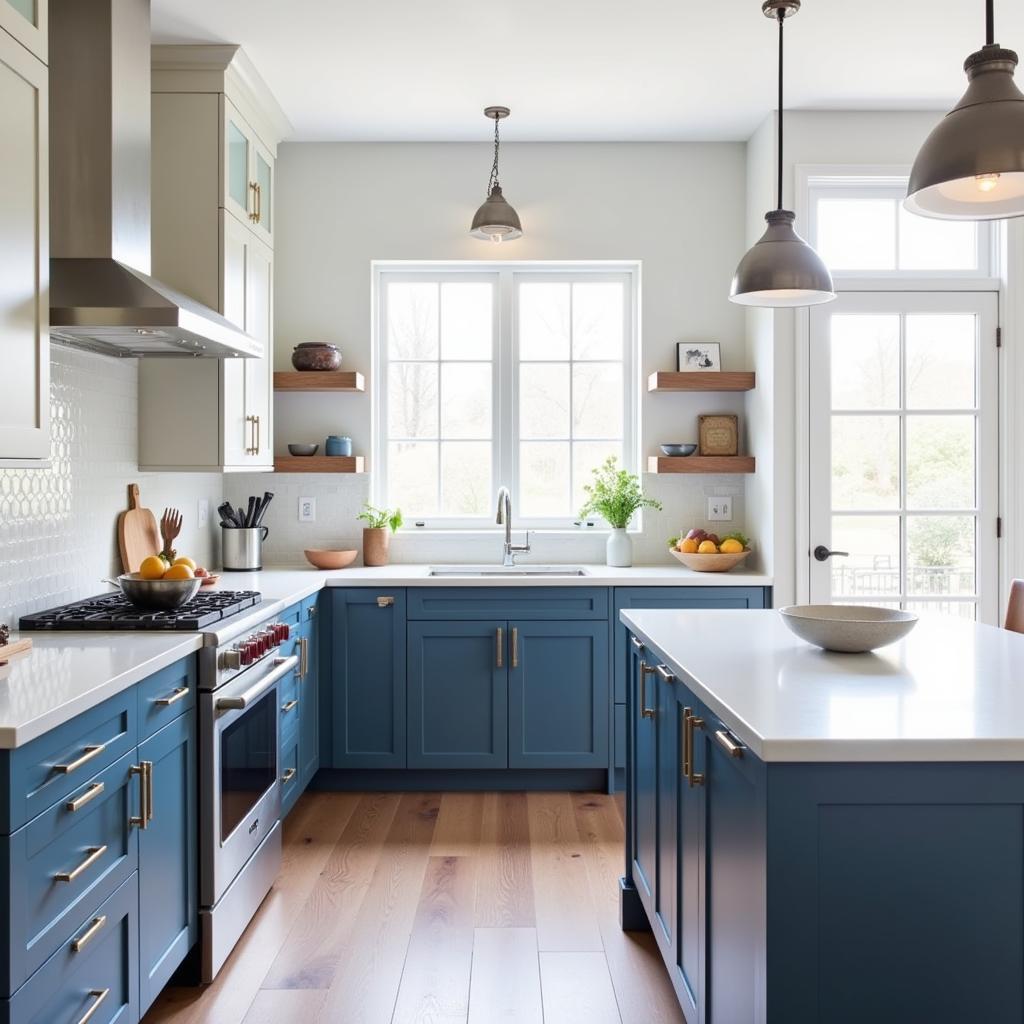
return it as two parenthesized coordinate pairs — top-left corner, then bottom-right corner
(0, 24), (48, 463)
(0, 0), (47, 66)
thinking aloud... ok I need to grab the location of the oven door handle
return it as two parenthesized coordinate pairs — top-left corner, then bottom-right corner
(215, 656), (298, 711)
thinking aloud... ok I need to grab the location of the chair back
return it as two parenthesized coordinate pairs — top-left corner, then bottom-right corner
(1006, 580), (1024, 634)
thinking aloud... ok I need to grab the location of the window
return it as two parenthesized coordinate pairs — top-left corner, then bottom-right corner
(806, 175), (992, 277)
(375, 264), (637, 527)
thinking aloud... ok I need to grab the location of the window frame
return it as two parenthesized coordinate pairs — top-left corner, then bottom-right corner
(372, 261), (640, 531)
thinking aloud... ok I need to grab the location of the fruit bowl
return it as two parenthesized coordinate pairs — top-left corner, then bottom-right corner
(671, 548), (751, 573)
(106, 573), (202, 610)
(304, 549), (358, 570)
(779, 605), (918, 653)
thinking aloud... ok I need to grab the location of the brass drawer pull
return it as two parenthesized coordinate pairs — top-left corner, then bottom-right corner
(76, 988), (110, 1024)
(714, 729), (745, 758)
(655, 664), (674, 683)
(376, 596), (395, 608)
(511, 627), (519, 668)
(155, 686), (189, 707)
(496, 627), (504, 668)
(55, 743), (106, 775)
(684, 709), (705, 788)
(639, 663), (656, 719)
(66, 782), (105, 813)
(55, 844), (107, 883)
(248, 181), (258, 221)
(630, 635), (644, 651)
(281, 767), (296, 783)
(71, 915), (107, 953)
(281, 699), (298, 713)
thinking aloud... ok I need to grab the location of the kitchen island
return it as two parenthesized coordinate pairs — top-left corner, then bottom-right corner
(620, 609), (1024, 1024)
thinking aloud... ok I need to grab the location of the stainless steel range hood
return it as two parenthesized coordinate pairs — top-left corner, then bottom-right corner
(48, 0), (260, 359)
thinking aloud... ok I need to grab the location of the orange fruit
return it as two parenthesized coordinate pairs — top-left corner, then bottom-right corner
(139, 555), (167, 580)
(697, 539), (719, 554)
(173, 556), (197, 571)
(720, 538), (744, 554)
(163, 563), (195, 580)
(679, 538), (700, 554)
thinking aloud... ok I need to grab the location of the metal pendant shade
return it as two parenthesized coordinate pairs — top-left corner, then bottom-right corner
(906, 37), (1024, 220)
(470, 106), (523, 242)
(729, 1), (834, 308)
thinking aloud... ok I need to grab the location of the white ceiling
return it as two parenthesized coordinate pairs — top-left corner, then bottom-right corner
(150, 0), (1024, 142)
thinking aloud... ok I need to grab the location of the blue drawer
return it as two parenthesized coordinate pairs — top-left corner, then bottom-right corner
(137, 656), (196, 741)
(408, 587), (609, 621)
(0, 871), (138, 1024)
(1, 690), (137, 835)
(280, 739), (300, 818)
(1, 751), (138, 995)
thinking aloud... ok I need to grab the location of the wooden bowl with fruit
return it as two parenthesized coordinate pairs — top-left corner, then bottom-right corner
(669, 530), (752, 573)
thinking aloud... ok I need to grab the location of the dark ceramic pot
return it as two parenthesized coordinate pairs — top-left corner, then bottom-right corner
(292, 343), (342, 371)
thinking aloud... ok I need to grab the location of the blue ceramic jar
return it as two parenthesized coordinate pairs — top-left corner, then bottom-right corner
(325, 434), (353, 457)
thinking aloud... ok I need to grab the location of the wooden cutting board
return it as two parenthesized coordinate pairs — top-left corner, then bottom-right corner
(117, 483), (161, 574)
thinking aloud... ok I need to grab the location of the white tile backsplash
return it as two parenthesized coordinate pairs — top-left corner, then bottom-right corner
(0, 346), (222, 624)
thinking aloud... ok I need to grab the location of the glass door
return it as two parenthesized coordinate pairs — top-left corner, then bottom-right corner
(1, 0), (46, 64)
(808, 292), (998, 623)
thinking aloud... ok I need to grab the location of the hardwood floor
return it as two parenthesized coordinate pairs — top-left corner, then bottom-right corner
(143, 791), (684, 1024)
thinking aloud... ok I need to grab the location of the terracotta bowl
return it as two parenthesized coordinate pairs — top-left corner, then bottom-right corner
(670, 548), (751, 573)
(304, 549), (358, 570)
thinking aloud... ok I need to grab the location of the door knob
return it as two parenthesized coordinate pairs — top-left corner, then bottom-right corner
(813, 545), (849, 562)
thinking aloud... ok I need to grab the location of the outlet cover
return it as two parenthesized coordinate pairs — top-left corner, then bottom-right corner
(197, 499), (209, 528)
(707, 496), (733, 522)
(298, 497), (316, 522)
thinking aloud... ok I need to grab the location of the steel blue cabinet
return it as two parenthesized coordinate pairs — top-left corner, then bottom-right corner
(407, 620), (507, 770)
(330, 589), (407, 769)
(298, 596), (319, 789)
(629, 640), (657, 912)
(508, 619), (609, 770)
(137, 711), (197, 1015)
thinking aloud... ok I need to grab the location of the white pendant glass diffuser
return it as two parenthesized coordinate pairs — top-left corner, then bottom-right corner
(471, 106), (523, 243)
(906, 0), (1024, 220)
(729, 0), (834, 308)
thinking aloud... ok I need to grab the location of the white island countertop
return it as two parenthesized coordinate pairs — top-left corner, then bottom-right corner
(621, 608), (1024, 763)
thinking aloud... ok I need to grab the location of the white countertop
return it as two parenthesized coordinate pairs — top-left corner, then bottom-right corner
(1, 564), (771, 750)
(620, 609), (1024, 763)
(0, 632), (203, 749)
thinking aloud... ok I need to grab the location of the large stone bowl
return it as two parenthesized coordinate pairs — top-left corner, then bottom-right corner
(779, 604), (918, 653)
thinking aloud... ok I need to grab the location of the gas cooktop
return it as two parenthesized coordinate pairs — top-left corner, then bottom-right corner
(20, 591), (262, 631)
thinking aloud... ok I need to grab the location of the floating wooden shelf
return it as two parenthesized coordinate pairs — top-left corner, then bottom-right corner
(273, 371), (366, 392)
(648, 455), (756, 474)
(647, 371), (755, 392)
(274, 455), (365, 473)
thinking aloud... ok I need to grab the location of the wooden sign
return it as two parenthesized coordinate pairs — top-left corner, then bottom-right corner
(698, 414), (739, 457)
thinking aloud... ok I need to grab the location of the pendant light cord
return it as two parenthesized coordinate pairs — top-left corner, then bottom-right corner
(776, 7), (785, 211)
(488, 117), (501, 196)
(986, 0), (994, 45)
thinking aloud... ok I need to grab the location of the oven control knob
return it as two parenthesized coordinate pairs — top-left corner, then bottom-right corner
(276, 622), (290, 644)
(241, 640), (256, 665)
(222, 648), (242, 670)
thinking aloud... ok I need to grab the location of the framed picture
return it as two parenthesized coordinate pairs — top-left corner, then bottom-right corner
(698, 414), (738, 456)
(677, 342), (721, 372)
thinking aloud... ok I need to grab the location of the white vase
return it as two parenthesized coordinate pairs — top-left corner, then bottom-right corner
(606, 527), (632, 567)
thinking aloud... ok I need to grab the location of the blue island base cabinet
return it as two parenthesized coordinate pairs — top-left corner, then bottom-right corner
(621, 633), (1024, 1024)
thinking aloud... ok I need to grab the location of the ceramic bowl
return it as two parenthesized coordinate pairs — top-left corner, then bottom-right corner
(291, 343), (342, 371)
(287, 443), (319, 456)
(779, 604), (918, 653)
(304, 549), (358, 570)
(671, 548), (750, 573)
(660, 443), (698, 457)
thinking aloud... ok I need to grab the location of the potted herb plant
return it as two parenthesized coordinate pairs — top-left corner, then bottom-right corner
(579, 457), (662, 567)
(358, 504), (403, 566)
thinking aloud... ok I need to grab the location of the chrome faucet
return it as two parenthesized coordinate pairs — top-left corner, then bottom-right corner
(495, 486), (530, 567)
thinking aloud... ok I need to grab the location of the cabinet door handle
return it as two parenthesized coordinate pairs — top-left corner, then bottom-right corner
(55, 743), (106, 775)
(376, 596), (395, 608)
(253, 414), (261, 455)
(155, 686), (189, 707)
(655, 664), (674, 683)
(630, 635), (644, 651)
(54, 844), (107, 883)
(66, 781), (105, 813)
(248, 181), (258, 221)
(145, 760), (154, 823)
(496, 627), (504, 668)
(257, 182), (263, 224)
(298, 636), (308, 678)
(714, 729), (745, 758)
(281, 699), (298, 713)
(76, 988), (110, 1024)
(71, 915), (107, 953)
(130, 762), (148, 828)
(684, 709), (705, 787)
(511, 627), (519, 668)
(281, 767), (296, 782)
(245, 414), (257, 455)
(639, 663), (656, 719)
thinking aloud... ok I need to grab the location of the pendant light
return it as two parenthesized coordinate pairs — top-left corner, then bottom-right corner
(470, 106), (523, 243)
(730, 1), (834, 308)
(906, 0), (1024, 220)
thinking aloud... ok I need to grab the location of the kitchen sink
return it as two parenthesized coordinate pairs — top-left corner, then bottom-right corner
(428, 564), (589, 577)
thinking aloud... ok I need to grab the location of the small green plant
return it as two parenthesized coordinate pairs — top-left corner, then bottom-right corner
(357, 503), (403, 532)
(578, 457), (662, 530)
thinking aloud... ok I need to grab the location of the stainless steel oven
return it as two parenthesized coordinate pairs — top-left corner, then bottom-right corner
(199, 621), (296, 981)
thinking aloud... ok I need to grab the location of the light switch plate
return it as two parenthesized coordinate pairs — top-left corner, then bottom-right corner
(298, 497), (316, 522)
(707, 496), (733, 522)
(197, 499), (209, 528)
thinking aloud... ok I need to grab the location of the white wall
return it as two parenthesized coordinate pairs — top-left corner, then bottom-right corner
(234, 141), (757, 565)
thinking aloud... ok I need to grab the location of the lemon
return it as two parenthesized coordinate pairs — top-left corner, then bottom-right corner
(173, 556), (197, 571)
(139, 555), (167, 580)
(720, 538), (744, 554)
(163, 563), (195, 580)
(697, 539), (719, 554)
